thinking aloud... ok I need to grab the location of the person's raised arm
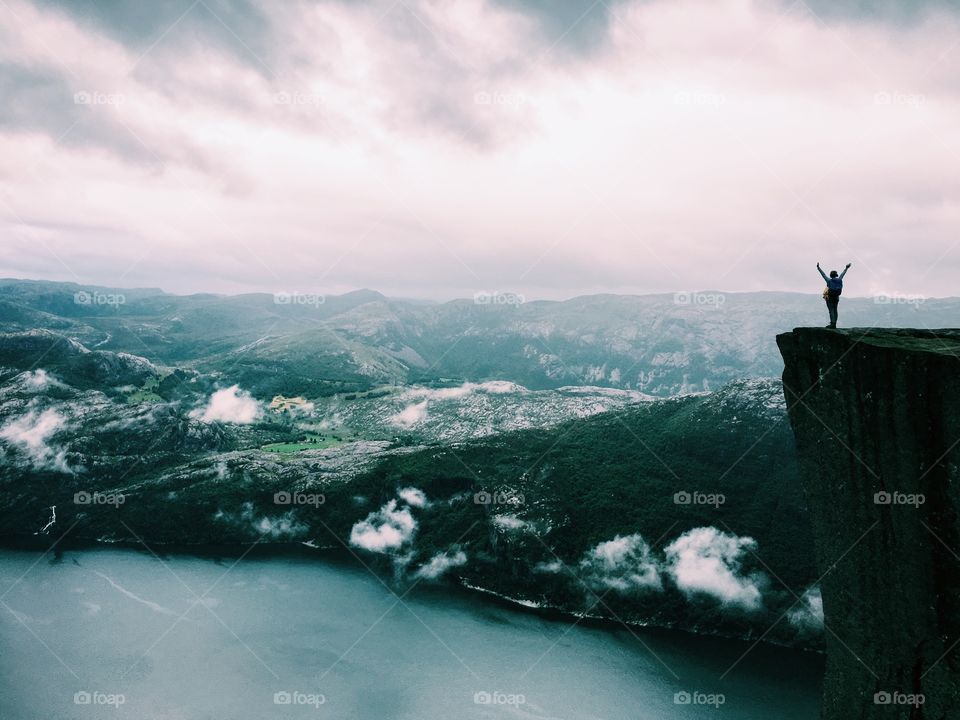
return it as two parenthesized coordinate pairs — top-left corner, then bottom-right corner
(817, 262), (828, 282)
(839, 262), (852, 279)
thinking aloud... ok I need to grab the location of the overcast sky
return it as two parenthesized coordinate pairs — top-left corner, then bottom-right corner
(1, 0), (958, 300)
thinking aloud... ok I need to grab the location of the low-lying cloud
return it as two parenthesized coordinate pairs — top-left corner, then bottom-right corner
(349, 488), (471, 581)
(578, 533), (663, 593)
(406, 381), (527, 402)
(19, 369), (61, 391)
(0, 407), (70, 473)
(398, 487), (428, 508)
(787, 585), (825, 632)
(350, 494), (421, 553)
(664, 527), (766, 611)
(414, 548), (468, 580)
(191, 385), (262, 424)
(569, 526), (771, 614)
(390, 382), (528, 430)
(254, 512), (308, 540)
(391, 400), (428, 429)
(214, 502), (306, 540)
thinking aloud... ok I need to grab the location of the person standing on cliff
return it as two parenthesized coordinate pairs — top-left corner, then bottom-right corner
(817, 262), (852, 328)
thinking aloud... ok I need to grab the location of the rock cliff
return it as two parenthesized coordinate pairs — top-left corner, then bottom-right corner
(778, 328), (960, 719)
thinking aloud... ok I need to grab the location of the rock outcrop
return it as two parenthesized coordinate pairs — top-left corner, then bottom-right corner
(778, 328), (960, 719)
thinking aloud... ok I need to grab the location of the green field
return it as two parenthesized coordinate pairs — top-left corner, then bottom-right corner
(261, 433), (353, 453)
(124, 375), (165, 404)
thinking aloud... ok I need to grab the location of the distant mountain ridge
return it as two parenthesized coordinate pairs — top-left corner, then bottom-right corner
(1, 279), (956, 397)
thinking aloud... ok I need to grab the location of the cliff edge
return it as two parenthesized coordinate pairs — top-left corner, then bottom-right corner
(778, 328), (960, 719)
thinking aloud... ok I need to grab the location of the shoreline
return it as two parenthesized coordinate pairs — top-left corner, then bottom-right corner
(0, 533), (824, 656)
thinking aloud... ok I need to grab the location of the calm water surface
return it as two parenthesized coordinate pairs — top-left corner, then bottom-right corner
(0, 548), (822, 719)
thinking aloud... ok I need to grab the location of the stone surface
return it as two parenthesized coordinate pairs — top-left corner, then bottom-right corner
(778, 327), (960, 719)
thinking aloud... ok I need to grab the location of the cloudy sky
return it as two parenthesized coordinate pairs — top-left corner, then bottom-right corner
(2, 0), (958, 300)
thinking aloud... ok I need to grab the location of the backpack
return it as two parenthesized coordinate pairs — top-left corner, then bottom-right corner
(825, 277), (843, 299)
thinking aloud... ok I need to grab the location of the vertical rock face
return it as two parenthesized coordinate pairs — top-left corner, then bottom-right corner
(777, 328), (960, 719)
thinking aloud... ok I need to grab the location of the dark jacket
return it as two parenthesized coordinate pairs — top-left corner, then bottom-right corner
(819, 267), (848, 299)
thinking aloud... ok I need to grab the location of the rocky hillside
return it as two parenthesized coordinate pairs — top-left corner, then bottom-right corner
(0, 360), (820, 648)
(778, 328), (960, 719)
(309, 381), (657, 443)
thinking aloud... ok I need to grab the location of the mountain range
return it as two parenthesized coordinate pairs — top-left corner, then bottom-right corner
(1, 277), (955, 649)
(1, 278), (954, 396)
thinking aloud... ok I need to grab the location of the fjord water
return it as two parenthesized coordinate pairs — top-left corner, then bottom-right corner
(0, 549), (821, 719)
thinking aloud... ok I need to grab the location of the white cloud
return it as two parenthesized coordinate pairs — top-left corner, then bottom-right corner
(578, 533), (663, 593)
(787, 585), (825, 633)
(664, 527), (766, 611)
(406, 381), (528, 402)
(533, 559), (565, 574)
(255, 513), (308, 540)
(475, 381), (526, 395)
(409, 385), (475, 401)
(191, 385), (262, 424)
(391, 400), (428, 429)
(349, 498), (418, 553)
(0, 408), (70, 473)
(20, 369), (57, 390)
(413, 548), (468, 580)
(213, 501), (306, 539)
(398, 486), (428, 508)
(389, 383), (529, 430)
